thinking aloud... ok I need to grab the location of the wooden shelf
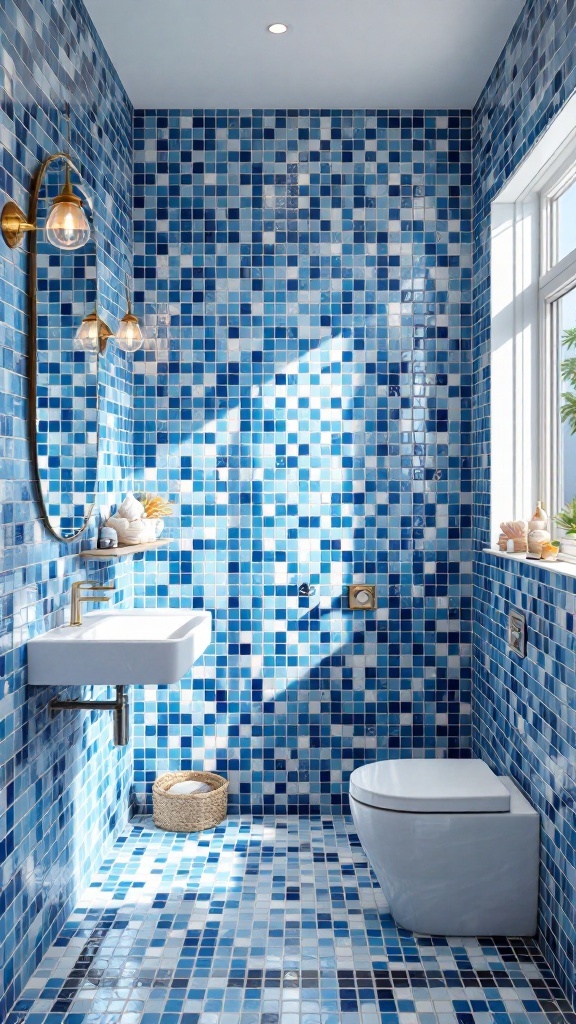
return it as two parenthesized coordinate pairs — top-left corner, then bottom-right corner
(79, 539), (171, 559)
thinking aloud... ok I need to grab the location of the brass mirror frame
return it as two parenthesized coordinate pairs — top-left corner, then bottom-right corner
(29, 152), (100, 543)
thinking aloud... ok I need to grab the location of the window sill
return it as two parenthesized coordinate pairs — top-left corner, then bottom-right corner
(482, 548), (576, 579)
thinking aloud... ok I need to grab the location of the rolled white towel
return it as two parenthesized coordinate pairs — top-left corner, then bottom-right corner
(139, 518), (159, 542)
(105, 515), (146, 545)
(117, 491), (146, 522)
(168, 780), (211, 795)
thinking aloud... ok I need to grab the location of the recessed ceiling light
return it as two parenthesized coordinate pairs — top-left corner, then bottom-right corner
(268, 22), (288, 34)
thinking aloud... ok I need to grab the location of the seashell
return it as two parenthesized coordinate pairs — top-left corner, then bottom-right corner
(117, 491), (146, 523)
(154, 519), (164, 538)
(105, 514), (146, 545)
(499, 520), (527, 538)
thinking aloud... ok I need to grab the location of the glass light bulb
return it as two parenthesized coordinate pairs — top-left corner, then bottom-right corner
(74, 313), (101, 352)
(46, 201), (91, 250)
(115, 313), (144, 353)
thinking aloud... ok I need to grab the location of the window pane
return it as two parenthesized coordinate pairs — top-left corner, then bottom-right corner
(557, 179), (576, 262)
(559, 287), (576, 505)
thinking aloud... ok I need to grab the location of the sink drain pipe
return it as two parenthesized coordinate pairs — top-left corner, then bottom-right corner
(49, 685), (129, 745)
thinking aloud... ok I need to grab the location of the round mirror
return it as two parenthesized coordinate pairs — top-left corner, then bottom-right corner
(30, 156), (100, 541)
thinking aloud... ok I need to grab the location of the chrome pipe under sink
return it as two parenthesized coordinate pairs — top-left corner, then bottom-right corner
(49, 684), (129, 745)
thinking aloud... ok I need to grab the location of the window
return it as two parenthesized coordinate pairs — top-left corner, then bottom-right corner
(551, 176), (576, 265)
(558, 290), (576, 506)
(489, 91), (576, 546)
(540, 167), (576, 521)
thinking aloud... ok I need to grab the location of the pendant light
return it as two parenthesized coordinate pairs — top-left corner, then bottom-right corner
(45, 162), (91, 250)
(46, 105), (91, 250)
(74, 310), (113, 353)
(115, 277), (144, 353)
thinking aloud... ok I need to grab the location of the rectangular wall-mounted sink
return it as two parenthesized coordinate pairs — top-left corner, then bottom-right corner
(27, 610), (212, 686)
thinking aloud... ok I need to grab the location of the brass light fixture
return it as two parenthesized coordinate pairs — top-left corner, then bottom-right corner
(45, 163), (91, 250)
(115, 278), (144, 353)
(1, 200), (35, 249)
(74, 309), (114, 353)
(74, 278), (146, 357)
(1, 153), (91, 251)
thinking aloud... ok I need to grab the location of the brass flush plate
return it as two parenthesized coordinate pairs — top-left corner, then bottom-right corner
(348, 584), (377, 610)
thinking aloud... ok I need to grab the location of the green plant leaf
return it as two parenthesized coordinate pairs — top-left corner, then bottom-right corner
(562, 326), (576, 351)
(560, 356), (576, 383)
(560, 391), (576, 434)
(554, 497), (576, 534)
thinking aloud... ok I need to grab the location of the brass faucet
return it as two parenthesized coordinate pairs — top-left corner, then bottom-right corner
(70, 580), (115, 626)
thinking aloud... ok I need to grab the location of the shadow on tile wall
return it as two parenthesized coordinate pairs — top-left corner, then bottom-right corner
(473, 0), (576, 1007)
(131, 109), (474, 814)
(0, 0), (133, 1016)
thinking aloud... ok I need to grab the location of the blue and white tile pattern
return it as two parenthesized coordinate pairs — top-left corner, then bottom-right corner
(0, 0), (134, 1016)
(9, 816), (575, 1024)
(131, 109), (474, 816)
(473, 0), (576, 1006)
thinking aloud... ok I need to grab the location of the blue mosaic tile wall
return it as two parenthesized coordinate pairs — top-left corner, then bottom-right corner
(132, 108), (474, 815)
(473, 0), (576, 1008)
(0, 0), (134, 1017)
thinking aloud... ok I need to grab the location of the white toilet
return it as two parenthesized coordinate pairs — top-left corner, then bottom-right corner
(349, 758), (539, 936)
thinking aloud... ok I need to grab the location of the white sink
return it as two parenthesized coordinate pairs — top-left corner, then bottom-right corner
(27, 610), (212, 686)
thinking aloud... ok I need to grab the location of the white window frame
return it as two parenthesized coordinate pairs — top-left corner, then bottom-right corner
(539, 161), (576, 522)
(490, 91), (576, 545)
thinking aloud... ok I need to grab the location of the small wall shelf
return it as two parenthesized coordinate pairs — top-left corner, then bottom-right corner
(79, 539), (171, 560)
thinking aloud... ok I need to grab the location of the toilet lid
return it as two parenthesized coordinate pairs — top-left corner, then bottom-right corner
(349, 758), (511, 812)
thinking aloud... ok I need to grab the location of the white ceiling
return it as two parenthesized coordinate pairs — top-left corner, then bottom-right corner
(85, 0), (526, 109)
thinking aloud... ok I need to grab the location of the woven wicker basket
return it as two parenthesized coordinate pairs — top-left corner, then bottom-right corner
(152, 770), (228, 833)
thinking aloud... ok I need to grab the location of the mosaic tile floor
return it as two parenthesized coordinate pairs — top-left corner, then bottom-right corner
(9, 816), (575, 1024)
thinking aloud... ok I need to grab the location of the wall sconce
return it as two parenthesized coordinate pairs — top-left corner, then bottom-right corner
(74, 310), (114, 353)
(44, 163), (91, 250)
(115, 278), (144, 353)
(1, 153), (91, 251)
(74, 291), (145, 357)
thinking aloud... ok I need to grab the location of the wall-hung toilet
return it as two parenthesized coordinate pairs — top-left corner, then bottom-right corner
(349, 758), (539, 936)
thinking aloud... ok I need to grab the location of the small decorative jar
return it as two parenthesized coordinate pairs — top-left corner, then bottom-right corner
(541, 541), (560, 561)
(527, 501), (550, 558)
(98, 526), (118, 549)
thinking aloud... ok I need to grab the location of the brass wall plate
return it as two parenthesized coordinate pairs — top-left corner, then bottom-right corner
(98, 318), (113, 353)
(348, 584), (377, 610)
(1, 200), (30, 248)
